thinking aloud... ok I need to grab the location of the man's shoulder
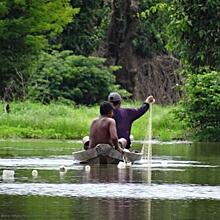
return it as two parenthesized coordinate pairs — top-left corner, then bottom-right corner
(107, 117), (115, 123)
(103, 117), (116, 125)
(91, 117), (99, 124)
(114, 107), (132, 112)
(117, 107), (135, 112)
(92, 117), (99, 122)
(95, 117), (115, 123)
(119, 104), (148, 112)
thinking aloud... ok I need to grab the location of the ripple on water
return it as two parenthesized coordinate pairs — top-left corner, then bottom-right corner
(0, 156), (218, 174)
(0, 157), (76, 170)
(133, 159), (218, 169)
(0, 183), (220, 200)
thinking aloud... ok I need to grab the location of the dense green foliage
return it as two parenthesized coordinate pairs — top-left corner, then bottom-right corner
(135, 0), (168, 57)
(0, 101), (185, 141)
(167, 0), (220, 70)
(176, 69), (220, 141)
(57, 0), (110, 55)
(0, 0), (219, 141)
(0, 0), (77, 94)
(28, 50), (122, 105)
(166, 0), (220, 141)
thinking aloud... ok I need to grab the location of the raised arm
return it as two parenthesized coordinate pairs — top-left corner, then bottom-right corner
(129, 95), (155, 121)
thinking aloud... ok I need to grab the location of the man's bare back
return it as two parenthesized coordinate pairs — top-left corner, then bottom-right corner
(89, 116), (118, 148)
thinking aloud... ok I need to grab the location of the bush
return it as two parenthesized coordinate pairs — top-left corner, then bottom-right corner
(28, 50), (126, 104)
(177, 69), (220, 141)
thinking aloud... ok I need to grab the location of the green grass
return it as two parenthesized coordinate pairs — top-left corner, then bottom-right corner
(0, 101), (186, 141)
(132, 104), (185, 141)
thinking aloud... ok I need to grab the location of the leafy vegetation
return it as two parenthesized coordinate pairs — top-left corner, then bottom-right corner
(176, 69), (220, 141)
(0, 0), (219, 141)
(0, 0), (77, 94)
(57, 0), (111, 55)
(167, 0), (220, 70)
(135, 0), (169, 57)
(27, 50), (126, 105)
(166, 0), (220, 140)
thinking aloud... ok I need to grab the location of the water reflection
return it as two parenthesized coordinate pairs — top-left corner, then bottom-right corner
(1, 195), (220, 220)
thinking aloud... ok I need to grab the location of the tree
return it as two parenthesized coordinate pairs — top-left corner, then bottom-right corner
(106, 0), (181, 104)
(167, 1), (220, 140)
(56, 0), (110, 55)
(0, 0), (78, 96)
(167, 0), (220, 71)
(134, 0), (169, 57)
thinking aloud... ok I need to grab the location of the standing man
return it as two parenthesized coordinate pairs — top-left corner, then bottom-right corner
(108, 92), (155, 149)
(89, 101), (125, 153)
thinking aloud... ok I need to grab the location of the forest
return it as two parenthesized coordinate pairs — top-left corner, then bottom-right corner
(0, 0), (219, 141)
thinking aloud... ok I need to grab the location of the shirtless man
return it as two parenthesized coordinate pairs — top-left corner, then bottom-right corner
(89, 101), (124, 153)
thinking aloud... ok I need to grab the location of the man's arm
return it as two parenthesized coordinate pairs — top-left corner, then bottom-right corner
(109, 119), (120, 149)
(129, 95), (155, 121)
(88, 119), (97, 149)
(128, 103), (149, 121)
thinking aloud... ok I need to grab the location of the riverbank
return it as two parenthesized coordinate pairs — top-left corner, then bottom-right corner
(0, 101), (186, 141)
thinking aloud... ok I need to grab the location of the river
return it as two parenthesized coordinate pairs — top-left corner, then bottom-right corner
(0, 140), (220, 219)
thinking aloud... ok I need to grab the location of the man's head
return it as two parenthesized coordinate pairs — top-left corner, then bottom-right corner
(100, 101), (113, 117)
(108, 92), (122, 107)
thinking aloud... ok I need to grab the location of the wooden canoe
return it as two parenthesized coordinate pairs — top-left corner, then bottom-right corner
(72, 144), (142, 164)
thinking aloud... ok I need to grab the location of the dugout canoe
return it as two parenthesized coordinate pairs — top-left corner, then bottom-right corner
(72, 144), (142, 164)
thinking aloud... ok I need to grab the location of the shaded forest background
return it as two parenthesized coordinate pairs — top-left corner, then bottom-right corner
(0, 0), (220, 140)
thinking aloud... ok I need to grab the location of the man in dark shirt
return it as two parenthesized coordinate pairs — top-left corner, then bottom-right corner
(108, 92), (155, 149)
(89, 101), (124, 153)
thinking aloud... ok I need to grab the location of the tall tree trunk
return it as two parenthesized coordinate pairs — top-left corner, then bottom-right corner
(106, 0), (182, 104)
(107, 0), (139, 92)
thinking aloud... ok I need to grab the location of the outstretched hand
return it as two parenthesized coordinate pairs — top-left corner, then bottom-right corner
(145, 95), (155, 104)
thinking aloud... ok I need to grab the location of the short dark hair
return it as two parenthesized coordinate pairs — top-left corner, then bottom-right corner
(100, 101), (113, 116)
